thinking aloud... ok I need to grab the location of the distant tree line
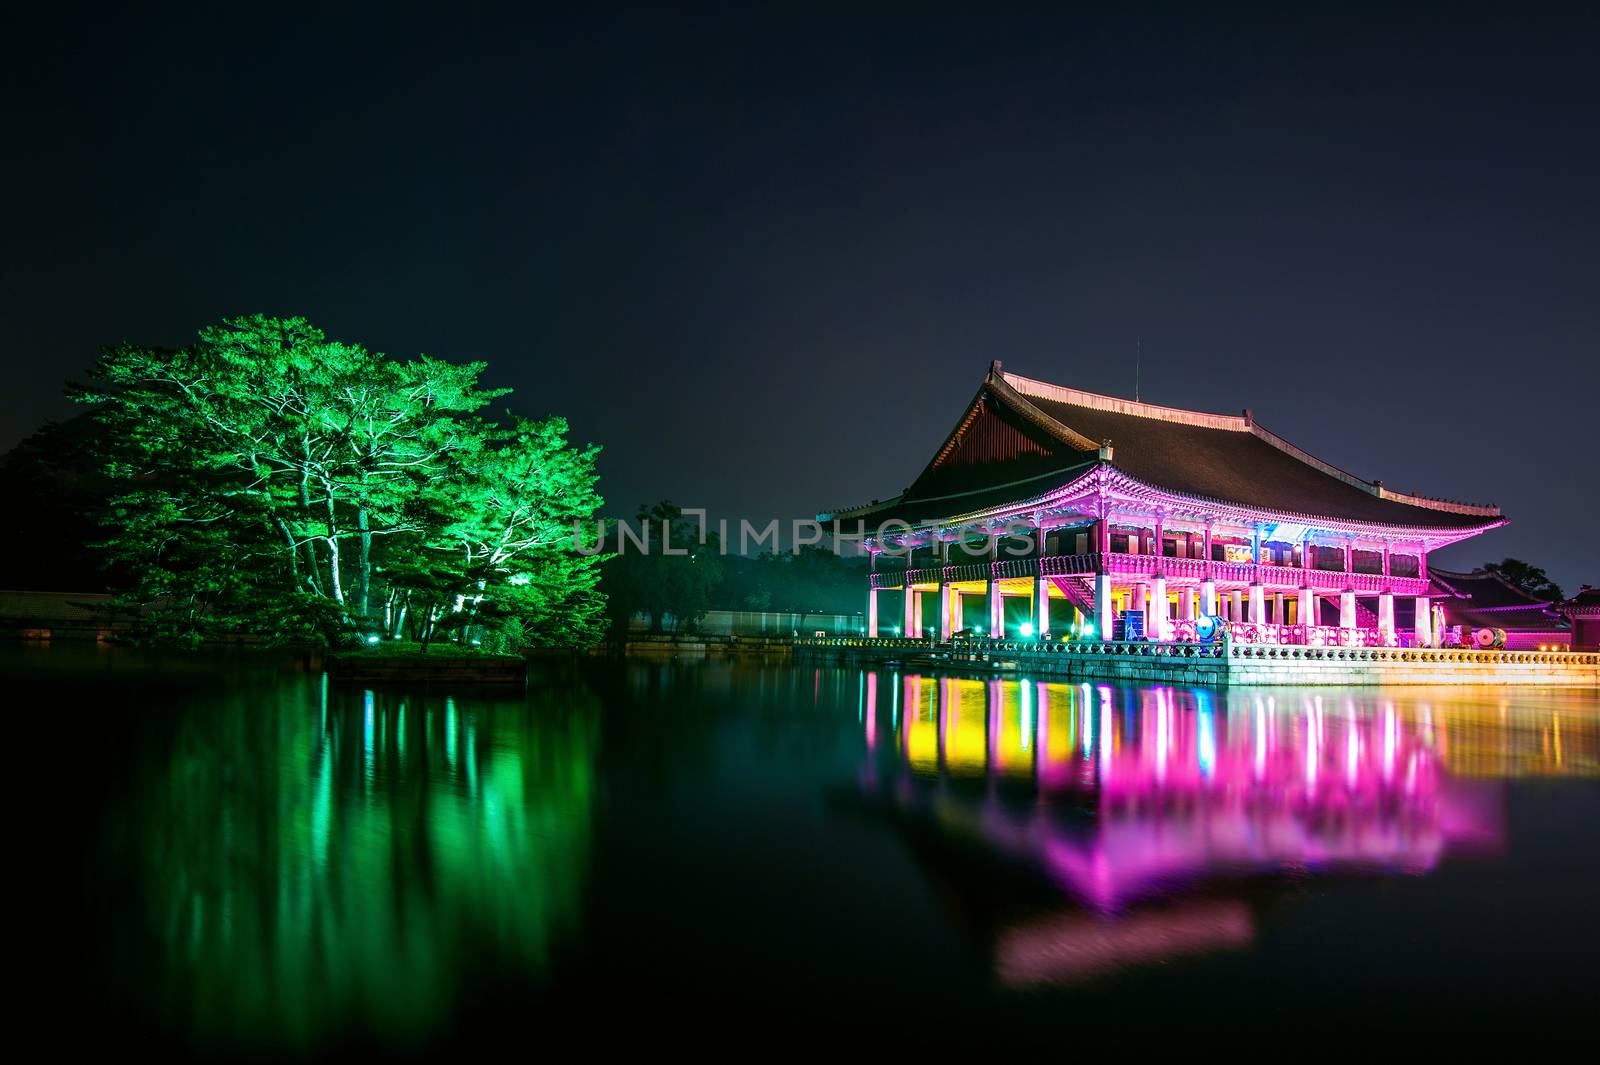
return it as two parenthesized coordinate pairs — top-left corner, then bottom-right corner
(1485, 558), (1563, 602)
(600, 503), (866, 633)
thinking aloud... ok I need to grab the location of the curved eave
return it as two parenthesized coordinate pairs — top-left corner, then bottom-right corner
(871, 463), (1507, 546)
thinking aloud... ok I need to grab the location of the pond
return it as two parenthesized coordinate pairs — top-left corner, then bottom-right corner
(13, 644), (1599, 1052)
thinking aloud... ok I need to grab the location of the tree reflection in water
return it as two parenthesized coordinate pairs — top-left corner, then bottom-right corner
(120, 677), (598, 1051)
(856, 674), (1597, 987)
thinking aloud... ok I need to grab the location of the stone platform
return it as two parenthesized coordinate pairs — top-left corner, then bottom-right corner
(795, 636), (1600, 687)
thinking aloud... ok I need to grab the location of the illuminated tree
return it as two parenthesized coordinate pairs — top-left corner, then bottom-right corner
(76, 314), (606, 646)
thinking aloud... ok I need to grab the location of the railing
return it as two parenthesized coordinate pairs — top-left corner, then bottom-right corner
(878, 553), (1430, 595)
(1167, 619), (1402, 647)
(792, 634), (1600, 668)
(796, 635), (1229, 659)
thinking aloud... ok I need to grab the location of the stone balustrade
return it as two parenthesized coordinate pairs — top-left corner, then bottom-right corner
(794, 635), (1600, 687)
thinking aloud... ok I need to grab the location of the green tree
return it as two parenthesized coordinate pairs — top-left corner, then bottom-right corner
(75, 314), (606, 647)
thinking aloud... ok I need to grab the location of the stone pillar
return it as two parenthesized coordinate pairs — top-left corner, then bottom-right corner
(1249, 584), (1266, 623)
(1230, 589), (1243, 621)
(1377, 592), (1395, 640)
(867, 587), (879, 638)
(939, 582), (954, 642)
(1150, 576), (1168, 641)
(1200, 579), (1217, 618)
(1179, 587), (1194, 621)
(1132, 583), (1147, 617)
(904, 586), (917, 637)
(1339, 590), (1357, 629)
(1033, 574), (1051, 638)
(1298, 586), (1315, 630)
(1095, 573), (1112, 638)
(1273, 592), (1285, 624)
(988, 579), (1004, 638)
(952, 590), (964, 635)
(1414, 596), (1433, 648)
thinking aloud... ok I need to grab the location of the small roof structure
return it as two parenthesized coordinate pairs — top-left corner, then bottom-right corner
(1431, 567), (1568, 633)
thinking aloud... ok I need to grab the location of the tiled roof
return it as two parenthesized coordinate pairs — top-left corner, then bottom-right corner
(828, 366), (1506, 533)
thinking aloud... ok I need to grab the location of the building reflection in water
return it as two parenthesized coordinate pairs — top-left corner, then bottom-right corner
(119, 678), (598, 1051)
(857, 672), (1598, 987)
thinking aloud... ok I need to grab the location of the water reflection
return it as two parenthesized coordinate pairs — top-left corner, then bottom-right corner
(114, 677), (598, 1051)
(859, 674), (1598, 986)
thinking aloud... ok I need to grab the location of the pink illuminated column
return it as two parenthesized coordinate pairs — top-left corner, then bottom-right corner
(1230, 589), (1243, 621)
(904, 586), (917, 636)
(867, 587), (879, 637)
(1414, 596), (1433, 647)
(1377, 592), (1395, 639)
(1095, 573), (1112, 637)
(1298, 585), (1315, 629)
(1150, 575), (1168, 640)
(939, 582), (954, 641)
(1033, 574), (1051, 638)
(988, 578), (1004, 638)
(1339, 590), (1357, 629)
(1201, 578), (1217, 617)
(1179, 587), (1194, 621)
(1249, 584), (1266, 623)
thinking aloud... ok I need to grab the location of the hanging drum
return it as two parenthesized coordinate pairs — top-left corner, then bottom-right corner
(1472, 628), (1503, 649)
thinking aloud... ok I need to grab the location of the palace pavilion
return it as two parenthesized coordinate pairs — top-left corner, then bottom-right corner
(824, 363), (1507, 648)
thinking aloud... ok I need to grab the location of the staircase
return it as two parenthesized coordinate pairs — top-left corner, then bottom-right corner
(1050, 576), (1098, 616)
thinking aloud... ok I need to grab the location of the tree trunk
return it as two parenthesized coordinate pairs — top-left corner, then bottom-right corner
(357, 504), (371, 619)
(323, 481), (344, 604)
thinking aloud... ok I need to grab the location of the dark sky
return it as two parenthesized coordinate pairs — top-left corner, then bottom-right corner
(3, 7), (1596, 588)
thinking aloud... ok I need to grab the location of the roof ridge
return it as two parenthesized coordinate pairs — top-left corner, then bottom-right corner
(985, 370), (1101, 451)
(1000, 370), (1247, 430)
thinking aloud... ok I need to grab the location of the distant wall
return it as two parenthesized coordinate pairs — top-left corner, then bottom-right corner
(628, 609), (861, 637)
(0, 590), (131, 640)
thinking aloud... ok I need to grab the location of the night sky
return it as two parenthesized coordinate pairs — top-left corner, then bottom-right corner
(3, 8), (1595, 587)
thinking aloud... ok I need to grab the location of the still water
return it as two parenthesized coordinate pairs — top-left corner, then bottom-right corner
(14, 645), (1600, 1051)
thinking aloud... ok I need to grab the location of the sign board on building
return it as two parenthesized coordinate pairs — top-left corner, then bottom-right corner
(1121, 609), (1145, 641)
